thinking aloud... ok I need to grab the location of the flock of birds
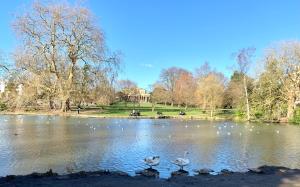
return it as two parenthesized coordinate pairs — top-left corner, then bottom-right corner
(143, 151), (190, 171)
(82, 120), (281, 138)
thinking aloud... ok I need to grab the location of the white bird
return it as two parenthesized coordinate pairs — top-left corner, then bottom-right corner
(143, 156), (160, 169)
(172, 151), (190, 170)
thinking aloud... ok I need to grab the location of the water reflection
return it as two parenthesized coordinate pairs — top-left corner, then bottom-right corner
(0, 116), (300, 178)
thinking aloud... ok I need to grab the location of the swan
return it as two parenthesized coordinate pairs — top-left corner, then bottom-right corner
(143, 156), (160, 169)
(172, 151), (190, 170)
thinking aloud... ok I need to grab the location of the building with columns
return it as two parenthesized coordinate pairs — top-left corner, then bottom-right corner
(127, 88), (150, 103)
(138, 89), (150, 103)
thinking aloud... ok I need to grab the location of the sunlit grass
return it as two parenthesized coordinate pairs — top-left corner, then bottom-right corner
(80, 102), (236, 119)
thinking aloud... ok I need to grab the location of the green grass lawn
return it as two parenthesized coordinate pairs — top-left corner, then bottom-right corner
(81, 102), (236, 119)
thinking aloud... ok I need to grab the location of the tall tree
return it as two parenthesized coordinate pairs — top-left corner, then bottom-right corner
(174, 71), (196, 110)
(117, 79), (138, 106)
(13, 1), (117, 112)
(195, 61), (211, 79)
(258, 41), (300, 120)
(234, 47), (255, 121)
(251, 54), (284, 121)
(223, 71), (253, 111)
(150, 84), (169, 112)
(195, 72), (225, 117)
(159, 67), (188, 106)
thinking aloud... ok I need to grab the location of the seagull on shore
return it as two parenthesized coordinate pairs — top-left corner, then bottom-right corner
(143, 156), (160, 169)
(172, 151), (190, 170)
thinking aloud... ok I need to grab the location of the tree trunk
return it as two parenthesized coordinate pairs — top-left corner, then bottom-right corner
(210, 100), (214, 117)
(49, 98), (55, 110)
(202, 97), (207, 110)
(66, 98), (71, 111)
(59, 58), (76, 112)
(171, 102), (174, 107)
(287, 93), (296, 119)
(152, 102), (156, 112)
(184, 104), (188, 111)
(61, 100), (66, 112)
(243, 76), (250, 121)
(61, 98), (71, 112)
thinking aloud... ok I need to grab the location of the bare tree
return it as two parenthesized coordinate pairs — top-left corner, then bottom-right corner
(174, 71), (196, 110)
(117, 79), (139, 106)
(159, 67), (188, 106)
(195, 61), (211, 79)
(195, 72), (225, 117)
(13, 1), (110, 112)
(150, 84), (169, 111)
(234, 47), (255, 121)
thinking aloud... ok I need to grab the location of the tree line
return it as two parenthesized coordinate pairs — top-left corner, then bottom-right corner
(150, 42), (300, 122)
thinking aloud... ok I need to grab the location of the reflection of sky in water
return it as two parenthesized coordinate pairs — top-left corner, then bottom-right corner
(0, 116), (300, 178)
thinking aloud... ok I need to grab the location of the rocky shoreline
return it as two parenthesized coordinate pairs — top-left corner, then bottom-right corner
(1, 166), (300, 187)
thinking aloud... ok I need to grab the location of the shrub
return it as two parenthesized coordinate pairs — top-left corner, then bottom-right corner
(0, 102), (7, 111)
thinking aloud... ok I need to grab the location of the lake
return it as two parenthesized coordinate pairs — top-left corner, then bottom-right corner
(0, 115), (300, 178)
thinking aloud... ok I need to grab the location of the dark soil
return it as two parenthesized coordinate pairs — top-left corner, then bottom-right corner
(1, 166), (300, 187)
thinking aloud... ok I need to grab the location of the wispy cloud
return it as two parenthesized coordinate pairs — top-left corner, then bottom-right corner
(140, 63), (153, 68)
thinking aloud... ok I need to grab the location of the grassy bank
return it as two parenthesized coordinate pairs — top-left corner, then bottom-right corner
(75, 102), (237, 120)
(0, 102), (240, 120)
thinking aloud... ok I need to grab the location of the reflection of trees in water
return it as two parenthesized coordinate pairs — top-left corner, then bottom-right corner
(237, 124), (300, 169)
(282, 126), (300, 168)
(4, 116), (112, 174)
(2, 117), (300, 177)
(99, 119), (155, 173)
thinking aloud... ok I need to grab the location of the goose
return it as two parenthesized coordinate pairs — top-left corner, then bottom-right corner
(172, 151), (190, 170)
(143, 156), (160, 169)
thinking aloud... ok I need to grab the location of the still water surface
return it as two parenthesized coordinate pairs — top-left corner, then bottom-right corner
(1, 115), (300, 178)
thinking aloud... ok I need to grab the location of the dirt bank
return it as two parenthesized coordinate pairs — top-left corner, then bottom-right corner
(1, 166), (300, 187)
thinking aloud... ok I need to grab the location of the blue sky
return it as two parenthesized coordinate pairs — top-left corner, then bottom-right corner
(1, 0), (300, 89)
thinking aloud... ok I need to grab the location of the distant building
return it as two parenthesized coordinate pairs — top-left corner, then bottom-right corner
(138, 88), (150, 103)
(127, 88), (151, 103)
